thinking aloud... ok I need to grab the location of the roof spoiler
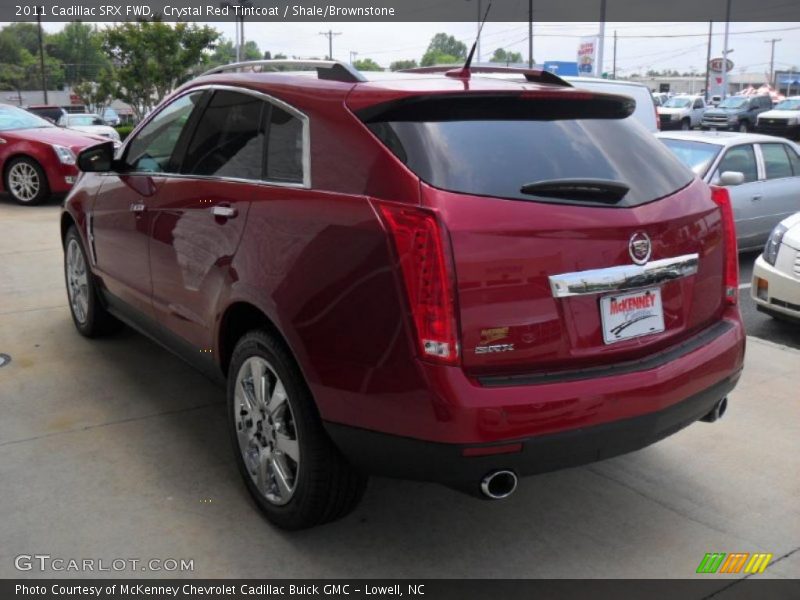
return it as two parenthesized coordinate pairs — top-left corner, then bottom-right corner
(400, 65), (571, 88)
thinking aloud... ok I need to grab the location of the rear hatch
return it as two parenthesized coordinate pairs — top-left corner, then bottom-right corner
(358, 88), (727, 377)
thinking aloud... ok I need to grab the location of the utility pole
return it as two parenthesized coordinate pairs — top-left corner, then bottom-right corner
(612, 30), (617, 79)
(704, 21), (712, 102)
(721, 0), (731, 99)
(765, 38), (781, 87)
(597, 0), (607, 78)
(349, 51), (358, 65)
(528, 0), (533, 69)
(36, 14), (47, 104)
(319, 30), (342, 60)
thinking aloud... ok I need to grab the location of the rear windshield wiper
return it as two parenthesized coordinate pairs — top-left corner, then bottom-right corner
(519, 178), (630, 203)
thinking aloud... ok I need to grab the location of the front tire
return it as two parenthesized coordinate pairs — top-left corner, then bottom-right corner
(738, 121), (749, 133)
(64, 226), (121, 337)
(681, 119), (691, 131)
(228, 331), (367, 529)
(4, 156), (50, 205)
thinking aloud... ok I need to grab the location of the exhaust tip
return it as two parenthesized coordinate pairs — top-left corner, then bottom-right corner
(480, 470), (518, 500)
(701, 397), (728, 423)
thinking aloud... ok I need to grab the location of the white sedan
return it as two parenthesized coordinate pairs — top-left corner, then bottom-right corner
(752, 212), (800, 323)
(61, 113), (121, 142)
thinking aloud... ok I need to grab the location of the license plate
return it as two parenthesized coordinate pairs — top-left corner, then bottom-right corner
(600, 288), (665, 344)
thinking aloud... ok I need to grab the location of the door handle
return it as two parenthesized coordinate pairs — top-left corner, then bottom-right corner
(130, 203), (146, 213)
(211, 206), (237, 219)
(752, 195), (763, 202)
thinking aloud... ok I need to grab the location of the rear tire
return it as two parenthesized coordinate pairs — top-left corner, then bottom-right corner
(4, 156), (50, 205)
(227, 330), (367, 530)
(738, 121), (749, 133)
(64, 226), (121, 337)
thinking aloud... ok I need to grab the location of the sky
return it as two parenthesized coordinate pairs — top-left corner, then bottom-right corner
(31, 20), (800, 76)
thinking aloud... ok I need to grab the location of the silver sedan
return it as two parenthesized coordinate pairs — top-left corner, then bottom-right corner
(657, 131), (800, 252)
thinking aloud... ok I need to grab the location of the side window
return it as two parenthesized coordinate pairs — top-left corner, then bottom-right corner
(266, 105), (304, 184)
(125, 92), (203, 173)
(716, 145), (758, 183)
(693, 99), (704, 109)
(786, 145), (800, 175)
(761, 144), (794, 180)
(181, 90), (267, 180)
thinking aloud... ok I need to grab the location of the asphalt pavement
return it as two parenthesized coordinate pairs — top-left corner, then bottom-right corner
(738, 250), (800, 350)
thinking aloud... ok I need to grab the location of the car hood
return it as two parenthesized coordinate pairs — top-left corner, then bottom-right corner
(758, 109), (800, 120)
(8, 127), (107, 152)
(658, 107), (688, 115)
(704, 107), (742, 116)
(68, 125), (119, 137)
(781, 213), (800, 251)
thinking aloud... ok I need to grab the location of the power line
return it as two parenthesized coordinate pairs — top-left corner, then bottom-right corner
(318, 30), (341, 60)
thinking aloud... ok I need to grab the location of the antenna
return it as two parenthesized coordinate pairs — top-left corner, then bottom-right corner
(447, 1), (493, 79)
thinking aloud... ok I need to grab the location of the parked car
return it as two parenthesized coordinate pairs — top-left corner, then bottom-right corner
(657, 131), (800, 251)
(62, 60), (745, 529)
(102, 107), (121, 126)
(756, 96), (800, 139)
(752, 213), (800, 323)
(701, 94), (773, 133)
(0, 104), (101, 205)
(62, 113), (121, 142)
(25, 104), (68, 125)
(652, 92), (669, 107)
(562, 76), (659, 132)
(657, 95), (706, 130)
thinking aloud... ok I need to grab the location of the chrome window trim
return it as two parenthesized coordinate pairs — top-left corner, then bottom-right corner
(548, 254), (700, 298)
(119, 84), (311, 189)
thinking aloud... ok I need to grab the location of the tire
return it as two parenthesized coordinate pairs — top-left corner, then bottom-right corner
(63, 226), (122, 337)
(227, 330), (367, 530)
(4, 156), (50, 205)
(681, 119), (691, 131)
(738, 121), (749, 133)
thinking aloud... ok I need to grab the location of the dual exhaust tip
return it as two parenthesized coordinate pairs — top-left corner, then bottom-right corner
(480, 469), (518, 500)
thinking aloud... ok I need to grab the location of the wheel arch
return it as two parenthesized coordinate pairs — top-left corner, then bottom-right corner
(2, 152), (45, 183)
(60, 211), (78, 244)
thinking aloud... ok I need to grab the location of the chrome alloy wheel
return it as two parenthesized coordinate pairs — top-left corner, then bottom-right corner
(8, 161), (40, 203)
(66, 239), (89, 325)
(234, 356), (300, 506)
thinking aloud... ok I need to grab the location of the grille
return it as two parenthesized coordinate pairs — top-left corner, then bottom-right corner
(704, 115), (729, 123)
(794, 250), (800, 278)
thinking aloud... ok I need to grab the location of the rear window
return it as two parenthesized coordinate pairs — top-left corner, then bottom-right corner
(659, 138), (721, 176)
(367, 108), (693, 207)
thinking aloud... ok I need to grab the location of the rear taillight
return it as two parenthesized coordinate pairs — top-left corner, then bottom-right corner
(377, 203), (459, 364)
(654, 101), (661, 130)
(710, 185), (739, 304)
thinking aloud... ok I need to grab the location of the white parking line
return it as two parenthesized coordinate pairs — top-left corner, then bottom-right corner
(739, 283), (752, 290)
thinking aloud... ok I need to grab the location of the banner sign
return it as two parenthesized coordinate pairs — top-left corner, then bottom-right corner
(577, 36), (598, 76)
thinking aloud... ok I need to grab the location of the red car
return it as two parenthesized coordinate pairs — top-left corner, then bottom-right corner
(1, 104), (101, 205)
(61, 61), (745, 529)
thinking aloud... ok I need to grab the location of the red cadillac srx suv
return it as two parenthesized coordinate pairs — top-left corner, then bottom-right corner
(61, 61), (745, 529)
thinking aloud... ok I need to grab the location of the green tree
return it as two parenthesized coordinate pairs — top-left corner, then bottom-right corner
(390, 59), (418, 71)
(421, 33), (466, 67)
(241, 40), (261, 61)
(209, 37), (237, 66)
(48, 22), (108, 86)
(0, 23), (64, 93)
(73, 68), (117, 115)
(420, 52), (459, 67)
(103, 20), (219, 120)
(490, 48), (523, 65)
(353, 58), (382, 71)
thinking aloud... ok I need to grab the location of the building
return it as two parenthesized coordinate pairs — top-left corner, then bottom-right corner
(628, 72), (771, 97)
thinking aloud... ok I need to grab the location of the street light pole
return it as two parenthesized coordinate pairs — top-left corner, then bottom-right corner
(597, 0), (606, 78)
(721, 0), (731, 99)
(765, 38), (781, 87)
(36, 14), (48, 104)
(528, 0), (533, 69)
(319, 30), (342, 60)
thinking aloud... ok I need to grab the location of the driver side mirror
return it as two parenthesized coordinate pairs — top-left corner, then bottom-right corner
(77, 141), (116, 173)
(719, 171), (745, 186)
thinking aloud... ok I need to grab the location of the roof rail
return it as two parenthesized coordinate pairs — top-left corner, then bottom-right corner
(400, 65), (571, 87)
(200, 59), (367, 83)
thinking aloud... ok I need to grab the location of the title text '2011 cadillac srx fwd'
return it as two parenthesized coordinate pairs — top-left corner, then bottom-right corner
(61, 61), (745, 529)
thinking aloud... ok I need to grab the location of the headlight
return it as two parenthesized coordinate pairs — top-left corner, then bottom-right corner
(763, 223), (788, 266)
(671, 113), (680, 121)
(787, 117), (799, 126)
(52, 145), (76, 165)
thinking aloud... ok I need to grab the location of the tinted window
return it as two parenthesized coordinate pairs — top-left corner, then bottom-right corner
(761, 144), (793, 180)
(716, 145), (758, 183)
(126, 92), (203, 173)
(659, 138), (721, 175)
(786, 145), (800, 175)
(266, 105), (304, 183)
(182, 90), (266, 180)
(368, 118), (693, 207)
(693, 99), (704, 109)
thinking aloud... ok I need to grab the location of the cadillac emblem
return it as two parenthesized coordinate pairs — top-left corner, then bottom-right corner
(629, 232), (652, 265)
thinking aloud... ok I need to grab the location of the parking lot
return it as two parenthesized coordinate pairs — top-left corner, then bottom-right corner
(1, 198), (798, 581)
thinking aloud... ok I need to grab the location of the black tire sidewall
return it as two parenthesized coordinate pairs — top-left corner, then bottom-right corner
(5, 157), (50, 205)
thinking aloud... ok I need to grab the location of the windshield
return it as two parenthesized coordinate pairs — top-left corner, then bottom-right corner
(0, 105), (54, 131)
(718, 97), (748, 109)
(774, 99), (800, 111)
(658, 138), (721, 176)
(663, 97), (691, 108)
(69, 116), (100, 126)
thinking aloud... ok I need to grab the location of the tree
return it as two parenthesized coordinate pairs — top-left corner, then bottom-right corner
(102, 20), (219, 120)
(241, 40), (261, 61)
(73, 68), (117, 115)
(353, 58), (382, 72)
(490, 48), (523, 65)
(48, 22), (108, 86)
(421, 33), (466, 67)
(0, 23), (65, 93)
(390, 59), (418, 71)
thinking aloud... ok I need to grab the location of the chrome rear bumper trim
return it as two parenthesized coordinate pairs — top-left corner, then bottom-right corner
(549, 253), (699, 298)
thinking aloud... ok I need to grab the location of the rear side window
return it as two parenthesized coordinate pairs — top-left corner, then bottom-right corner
(716, 145), (758, 183)
(182, 90), (266, 180)
(266, 105), (303, 184)
(786, 145), (800, 175)
(761, 144), (793, 180)
(366, 107), (693, 207)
